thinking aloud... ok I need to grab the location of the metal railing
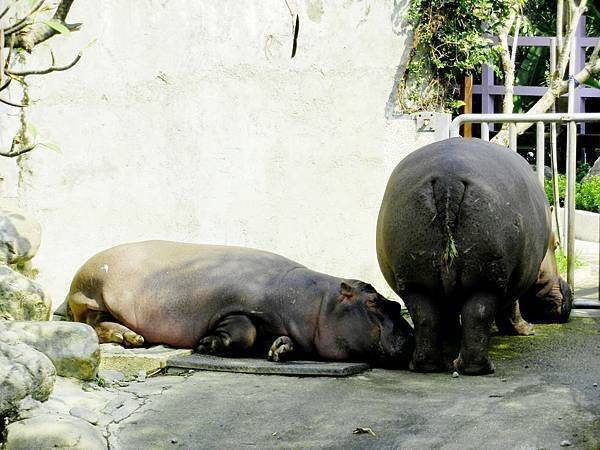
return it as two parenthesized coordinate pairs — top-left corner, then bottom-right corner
(450, 112), (600, 295)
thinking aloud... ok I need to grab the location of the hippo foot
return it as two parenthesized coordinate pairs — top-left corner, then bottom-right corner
(268, 336), (294, 362)
(122, 331), (145, 348)
(495, 305), (535, 336)
(409, 352), (445, 373)
(453, 355), (495, 375)
(196, 335), (228, 354)
(93, 321), (145, 347)
(497, 318), (534, 336)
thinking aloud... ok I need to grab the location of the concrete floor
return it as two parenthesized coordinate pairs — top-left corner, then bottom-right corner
(4, 240), (599, 450)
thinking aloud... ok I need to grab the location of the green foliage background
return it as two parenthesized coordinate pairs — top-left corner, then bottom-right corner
(544, 172), (600, 213)
(400, 0), (600, 113)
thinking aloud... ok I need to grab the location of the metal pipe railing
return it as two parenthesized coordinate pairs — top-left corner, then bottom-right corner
(535, 121), (545, 187)
(450, 113), (600, 137)
(449, 112), (600, 297)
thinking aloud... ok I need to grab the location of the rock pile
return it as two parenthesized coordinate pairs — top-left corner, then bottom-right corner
(0, 205), (102, 448)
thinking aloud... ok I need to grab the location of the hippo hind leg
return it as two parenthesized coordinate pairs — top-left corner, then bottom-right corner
(69, 292), (144, 347)
(403, 290), (445, 372)
(454, 292), (497, 375)
(87, 311), (145, 347)
(197, 314), (257, 356)
(495, 301), (534, 336)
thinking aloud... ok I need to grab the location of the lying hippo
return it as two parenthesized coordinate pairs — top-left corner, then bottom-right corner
(376, 137), (571, 375)
(67, 241), (414, 367)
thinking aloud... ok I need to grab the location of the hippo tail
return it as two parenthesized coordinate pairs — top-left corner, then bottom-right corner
(431, 177), (466, 294)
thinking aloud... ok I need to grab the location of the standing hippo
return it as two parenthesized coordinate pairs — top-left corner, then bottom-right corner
(67, 241), (414, 367)
(376, 137), (571, 375)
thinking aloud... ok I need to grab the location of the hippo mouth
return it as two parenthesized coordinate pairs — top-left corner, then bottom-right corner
(374, 330), (415, 369)
(520, 277), (572, 323)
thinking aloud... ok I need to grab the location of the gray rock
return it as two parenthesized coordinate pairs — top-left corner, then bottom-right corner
(52, 298), (72, 321)
(584, 156), (600, 180)
(0, 338), (56, 418)
(0, 321), (100, 380)
(69, 406), (99, 425)
(531, 164), (553, 180)
(0, 206), (41, 264)
(0, 265), (52, 321)
(3, 413), (106, 450)
(99, 369), (125, 382)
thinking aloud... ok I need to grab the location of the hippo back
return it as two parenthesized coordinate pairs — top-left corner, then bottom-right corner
(377, 137), (550, 303)
(69, 241), (307, 346)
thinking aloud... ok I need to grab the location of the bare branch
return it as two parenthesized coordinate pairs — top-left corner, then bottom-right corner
(4, 32), (13, 69)
(7, 50), (81, 76)
(0, 5), (10, 21)
(0, 96), (26, 107)
(5, 0), (81, 52)
(53, 0), (76, 22)
(0, 78), (12, 92)
(492, 0), (592, 145)
(0, 28), (4, 87)
(497, 7), (518, 115)
(3, 0), (45, 35)
(0, 144), (36, 158)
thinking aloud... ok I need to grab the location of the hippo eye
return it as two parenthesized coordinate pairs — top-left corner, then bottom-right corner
(365, 295), (379, 309)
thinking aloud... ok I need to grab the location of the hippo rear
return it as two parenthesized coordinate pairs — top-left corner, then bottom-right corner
(376, 137), (571, 375)
(67, 241), (414, 367)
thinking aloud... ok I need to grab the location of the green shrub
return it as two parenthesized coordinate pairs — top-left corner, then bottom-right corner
(544, 174), (566, 206)
(576, 176), (600, 213)
(544, 175), (600, 213)
(555, 248), (584, 275)
(576, 162), (592, 183)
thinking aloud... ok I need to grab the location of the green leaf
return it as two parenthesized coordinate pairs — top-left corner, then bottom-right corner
(28, 123), (37, 140)
(39, 142), (62, 154)
(84, 38), (98, 50)
(42, 20), (71, 36)
(583, 77), (600, 89)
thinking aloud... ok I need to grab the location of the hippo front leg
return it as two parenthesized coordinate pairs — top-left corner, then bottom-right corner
(495, 301), (534, 336)
(454, 292), (497, 375)
(268, 336), (295, 362)
(196, 314), (257, 356)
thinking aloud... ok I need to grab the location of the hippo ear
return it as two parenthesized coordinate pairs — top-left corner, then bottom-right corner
(338, 282), (357, 302)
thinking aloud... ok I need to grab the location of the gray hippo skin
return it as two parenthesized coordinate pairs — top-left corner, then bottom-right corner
(67, 241), (414, 367)
(376, 137), (571, 375)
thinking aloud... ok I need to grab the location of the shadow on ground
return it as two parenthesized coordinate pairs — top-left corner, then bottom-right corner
(109, 317), (600, 450)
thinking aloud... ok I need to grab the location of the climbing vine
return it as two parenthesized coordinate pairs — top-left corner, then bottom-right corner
(0, 0), (82, 158)
(398, 0), (518, 113)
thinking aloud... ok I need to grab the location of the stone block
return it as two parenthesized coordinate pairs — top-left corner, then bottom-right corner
(0, 338), (56, 417)
(0, 321), (100, 380)
(3, 414), (106, 450)
(99, 343), (192, 377)
(0, 265), (51, 321)
(0, 206), (41, 264)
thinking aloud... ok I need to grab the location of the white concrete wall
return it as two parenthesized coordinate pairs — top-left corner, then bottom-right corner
(0, 1), (446, 308)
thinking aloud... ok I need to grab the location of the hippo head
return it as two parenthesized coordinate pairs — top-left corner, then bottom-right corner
(316, 280), (414, 367)
(520, 232), (573, 323)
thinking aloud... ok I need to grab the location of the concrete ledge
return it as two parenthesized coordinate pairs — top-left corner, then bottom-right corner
(557, 208), (599, 242)
(99, 344), (193, 377)
(571, 309), (600, 318)
(167, 354), (370, 377)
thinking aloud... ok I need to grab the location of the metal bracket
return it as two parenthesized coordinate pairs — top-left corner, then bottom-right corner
(415, 113), (435, 132)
